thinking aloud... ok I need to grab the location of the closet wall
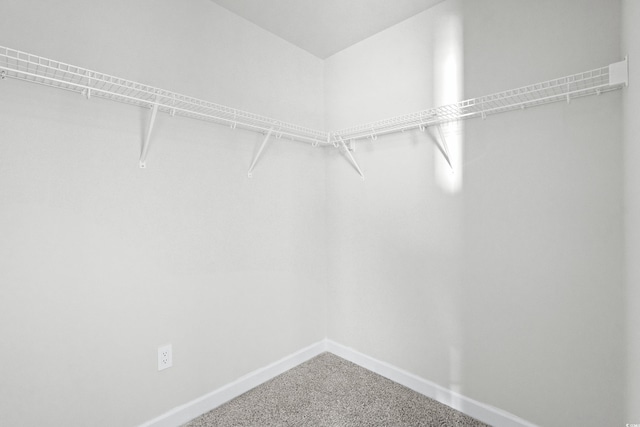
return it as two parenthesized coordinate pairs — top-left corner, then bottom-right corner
(325, 1), (624, 426)
(0, 1), (327, 426)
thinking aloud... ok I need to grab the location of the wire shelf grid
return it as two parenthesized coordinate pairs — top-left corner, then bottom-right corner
(0, 45), (627, 151)
(0, 46), (329, 145)
(334, 64), (623, 141)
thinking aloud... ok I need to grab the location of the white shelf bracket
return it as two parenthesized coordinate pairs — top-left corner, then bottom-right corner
(329, 133), (338, 148)
(247, 128), (274, 178)
(230, 110), (237, 129)
(139, 95), (160, 169)
(609, 56), (629, 87)
(420, 125), (453, 170)
(335, 134), (365, 180)
(435, 125), (453, 170)
(85, 72), (92, 99)
(81, 72), (93, 99)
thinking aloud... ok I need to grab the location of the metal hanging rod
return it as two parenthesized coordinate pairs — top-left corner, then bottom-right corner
(333, 58), (628, 142)
(0, 45), (628, 175)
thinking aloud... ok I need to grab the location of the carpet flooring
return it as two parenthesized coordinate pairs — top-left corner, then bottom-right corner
(183, 352), (490, 427)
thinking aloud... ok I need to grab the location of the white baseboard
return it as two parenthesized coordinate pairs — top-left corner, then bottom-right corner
(139, 338), (536, 427)
(325, 339), (537, 427)
(138, 340), (327, 427)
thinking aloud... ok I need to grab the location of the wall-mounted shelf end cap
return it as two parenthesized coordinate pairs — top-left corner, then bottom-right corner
(609, 57), (629, 87)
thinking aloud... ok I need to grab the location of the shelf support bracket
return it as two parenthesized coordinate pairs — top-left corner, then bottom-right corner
(609, 56), (629, 87)
(247, 128), (274, 178)
(139, 95), (160, 169)
(434, 125), (453, 170)
(420, 124), (453, 170)
(85, 72), (92, 99)
(335, 134), (365, 180)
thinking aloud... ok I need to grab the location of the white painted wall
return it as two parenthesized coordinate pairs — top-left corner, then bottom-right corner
(0, 1), (326, 426)
(325, 1), (624, 426)
(623, 0), (640, 421)
(0, 0), (632, 426)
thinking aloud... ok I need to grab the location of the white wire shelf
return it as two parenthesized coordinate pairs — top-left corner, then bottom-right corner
(0, 44), (628, 174)
(0, 46), (330, 146)
(333, 58), (628, 142)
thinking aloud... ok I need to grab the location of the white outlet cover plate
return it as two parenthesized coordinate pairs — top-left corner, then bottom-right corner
(158, 344), (173, 371)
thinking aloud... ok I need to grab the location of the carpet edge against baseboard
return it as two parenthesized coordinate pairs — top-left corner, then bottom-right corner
(324, 340), (538, 427)
(137, 340), (327, 427)
(138, 339), (537, 427)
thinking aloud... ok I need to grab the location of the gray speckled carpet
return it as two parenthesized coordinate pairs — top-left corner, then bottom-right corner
(183, 352), (490, 427)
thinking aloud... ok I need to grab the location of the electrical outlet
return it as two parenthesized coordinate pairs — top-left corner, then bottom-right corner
(158, 344), (172, 371)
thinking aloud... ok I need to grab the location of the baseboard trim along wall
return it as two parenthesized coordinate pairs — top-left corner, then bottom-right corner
(324, 340), (538, 427)
(137, 341), (327, 427)
(140, 339), (537, 427)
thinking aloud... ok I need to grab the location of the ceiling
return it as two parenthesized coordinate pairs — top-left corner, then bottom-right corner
(209, 0), (444, 59)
